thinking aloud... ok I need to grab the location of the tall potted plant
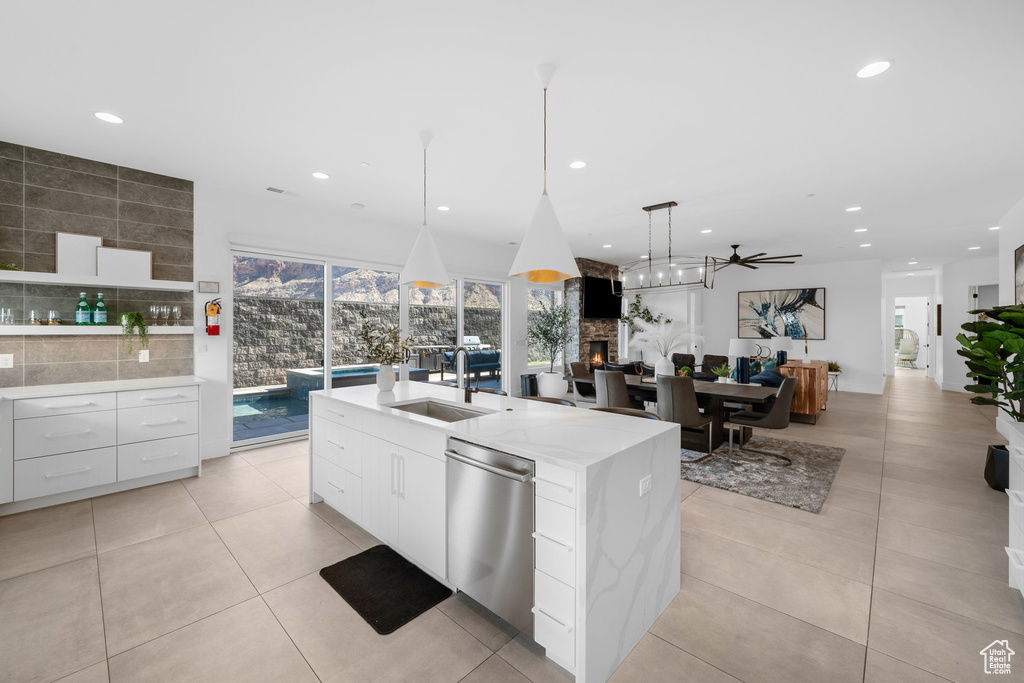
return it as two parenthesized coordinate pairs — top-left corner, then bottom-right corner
(359, 322), (413, 392)
(528, 302), (574, 398)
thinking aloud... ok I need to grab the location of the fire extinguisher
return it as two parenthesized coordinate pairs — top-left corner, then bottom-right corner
(205, 298), (222, 336)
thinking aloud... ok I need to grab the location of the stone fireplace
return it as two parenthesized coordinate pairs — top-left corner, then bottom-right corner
(565, 257), (622, 365)
(588, 341), (608, 370)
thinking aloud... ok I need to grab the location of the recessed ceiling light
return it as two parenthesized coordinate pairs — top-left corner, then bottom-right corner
(312, 172), (329, 180)
(350, 203), (365, 210)
(569, 161), (587, 169)
(857, 61), (892, 78)
(360, 162), (370, 168)
(701, 229), (713, 234)
(437, 206), (450, 211)
(846, 206), (862, 212)
(640, 255), (648, 259)
(860, 243), (871, 247)
(990, 226), (1001, 230)
(94, 112), (123, 124)
(968, 246), (981, 250)
(603, 244), (612, 248)
(508, 241), (518, 245)
(908, 260), (918, 265)
(854, 228), (868, 233)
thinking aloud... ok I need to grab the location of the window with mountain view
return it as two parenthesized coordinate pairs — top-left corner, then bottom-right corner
(463, 280), (503, 390)
(332, 266), (400, 365)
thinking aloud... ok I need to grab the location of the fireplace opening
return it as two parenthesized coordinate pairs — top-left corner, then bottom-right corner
(589, 341), (609, 371)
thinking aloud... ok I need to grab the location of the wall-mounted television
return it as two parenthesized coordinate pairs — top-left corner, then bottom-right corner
(581, 276), (623, 319)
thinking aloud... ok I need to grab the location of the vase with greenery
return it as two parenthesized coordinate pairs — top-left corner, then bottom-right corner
(957, 304), (1024, 421)
(629, 319), (703, 377)
(359, 322), (413, 391)
(711, 363), (733, 383)
(620, 293), (670, 335)
(119, 312), (149, 356)
(528, 302), (574, 397)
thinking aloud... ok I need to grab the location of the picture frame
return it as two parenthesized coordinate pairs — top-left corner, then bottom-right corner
(738, 288), (826, 340)
(1015, 244), (1024, 305)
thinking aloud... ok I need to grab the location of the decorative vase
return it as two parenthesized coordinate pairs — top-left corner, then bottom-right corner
(537, 371), (568, 398)
(376, 363), (396, 392)
(655, 356), (674, 378)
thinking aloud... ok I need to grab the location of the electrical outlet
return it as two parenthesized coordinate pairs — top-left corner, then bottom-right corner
(639, 474), (652, 497)
(0, 353), (12, 369)
(197, 344), (208, 353)
(139, 350), (149, 363)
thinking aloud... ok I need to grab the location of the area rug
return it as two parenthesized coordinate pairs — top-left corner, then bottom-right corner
(680, 435), (845, 513)
(320, 545), (452, 635)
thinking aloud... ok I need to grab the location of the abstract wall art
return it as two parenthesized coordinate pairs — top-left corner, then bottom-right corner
(1015, 244), (1024, 305)
(738, 288), (826, 339)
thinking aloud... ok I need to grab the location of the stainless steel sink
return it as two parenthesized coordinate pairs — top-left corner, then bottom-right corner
(386, 399), (491, 423)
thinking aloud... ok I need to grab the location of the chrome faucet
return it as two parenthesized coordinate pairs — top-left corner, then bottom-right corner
(451, 347), (477, 403)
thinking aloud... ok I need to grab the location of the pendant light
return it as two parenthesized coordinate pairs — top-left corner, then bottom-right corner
(508, 64), (581, 283)
(400, 131), (450, 288)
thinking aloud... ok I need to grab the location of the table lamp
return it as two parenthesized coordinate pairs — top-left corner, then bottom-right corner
(729, 338), (756, 384)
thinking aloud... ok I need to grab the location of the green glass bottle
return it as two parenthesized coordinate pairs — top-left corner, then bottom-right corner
(75, 292), (91, 325)
(93, 293), (107, 325)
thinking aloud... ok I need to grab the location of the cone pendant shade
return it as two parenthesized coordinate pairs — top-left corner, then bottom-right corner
(401, 225), (449, 288)
(509, 194), (581, 283)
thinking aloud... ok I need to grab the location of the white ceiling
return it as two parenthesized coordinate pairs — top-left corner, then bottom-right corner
(2, 0), (1023, 275)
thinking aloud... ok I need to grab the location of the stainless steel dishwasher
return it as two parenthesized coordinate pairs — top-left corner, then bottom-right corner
(446, 437), (535, 637)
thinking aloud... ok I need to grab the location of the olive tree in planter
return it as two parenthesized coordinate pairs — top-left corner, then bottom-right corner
(528, 301), (574, 398)
(957, 304), (1024, 490)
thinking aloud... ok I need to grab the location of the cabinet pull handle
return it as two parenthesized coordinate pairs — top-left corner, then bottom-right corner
(391, 453), (398, 495)
(327, 409), (345, 419)
(44, 401), (95, 410)
(1007, 489), (1024, 507)
(327, 479), (344, 493)
(141, 419), (182, 427)
(141, 394), (183, 401)
(1007, 547), (1024, 571)
(44, 467), (91, 479)
(532, 606), (573, 632)
(532, 476), (574, 493)
(44, 429), (91, 439)
(327, 439), (345, 450)
(141, 452), (179, 462)
(533, 531), (573, 552)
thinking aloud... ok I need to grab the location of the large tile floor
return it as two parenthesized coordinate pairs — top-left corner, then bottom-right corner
(1, 370), (1019, 682)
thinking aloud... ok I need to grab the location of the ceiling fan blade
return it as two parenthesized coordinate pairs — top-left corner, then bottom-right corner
(748, 260), (797, 265)
(739, 262), (758, 270)
(752, 254), (802, 260)
(742, 252), (767, 260)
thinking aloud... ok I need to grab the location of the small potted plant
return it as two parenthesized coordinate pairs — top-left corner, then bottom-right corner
(827, 360), (842, 373)
(528, 302), (574, 398)
(711, 363), (734, 383)
(119, 311), (149, 356)
(359, 322), (413, 392)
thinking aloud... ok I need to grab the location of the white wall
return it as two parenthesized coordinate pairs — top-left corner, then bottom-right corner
(619, 288), (701, 361)
(939, 256), (998, 393)
(700, 259), (885, 394)
(998, 195), (1024, 305)
(193, 183), (513, 459)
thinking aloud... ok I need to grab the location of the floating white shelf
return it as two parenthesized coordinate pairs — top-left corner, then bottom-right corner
(0, 270), (193, 292)
(0, 326), (195, 336)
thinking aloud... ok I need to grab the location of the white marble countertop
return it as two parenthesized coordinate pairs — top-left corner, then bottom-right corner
(0, 375), (206, 400)
(312, 381), (677, 470)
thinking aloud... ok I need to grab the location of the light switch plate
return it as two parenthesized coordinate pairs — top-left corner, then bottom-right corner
(0, 353), (12, 369)
(139, 350), (149, 363)
(639, 474), (652, 497)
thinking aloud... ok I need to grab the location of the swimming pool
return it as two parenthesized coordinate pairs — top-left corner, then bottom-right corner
(286, 364), (429, 401)
(233, 392), (310, 441)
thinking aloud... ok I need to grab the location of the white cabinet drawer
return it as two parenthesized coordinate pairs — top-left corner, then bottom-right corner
(534, 569), (575, 670)
(1008, 489), (1024, 534)
(311, 398), (362, 430)
(15, 410), (116, 460)
(311, 417), (362, 475)
(118, 402), (198, 444)
(117, 434), (199, 481)
(535, 496), (576, 587)
(1011, 447), (1024, 492)
(14, 392), (116, 419)
(313, 455), (362, 524)
(14, 447), (117, 501)
(1008, 547), (1024, 592)
(117, 385), (198, 409)
(534, 461), (577, 508)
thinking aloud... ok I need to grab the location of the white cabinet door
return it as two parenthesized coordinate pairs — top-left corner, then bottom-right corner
(398, 446), (446, 578)
(358, 433), (398, 545)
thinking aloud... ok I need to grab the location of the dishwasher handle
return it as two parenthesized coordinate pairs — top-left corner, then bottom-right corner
(445, 449), (532, 483)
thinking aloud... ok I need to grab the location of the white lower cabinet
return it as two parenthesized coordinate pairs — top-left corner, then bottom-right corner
(396, 445), (446, 577)
(118, 434), (199, 481)
(14, 447), (117, 501)
(313, 455), (362, 523)
(534, 569), (576, 669)
(1007, 424), (1024, 597)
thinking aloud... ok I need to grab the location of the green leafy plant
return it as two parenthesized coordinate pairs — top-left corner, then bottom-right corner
(827, 360), (842, 373)
(620, 294), (670, 334)
(359, 322), (413, 365)
(528, 302), (574, 372)
(711, 363), (733, 378)
(119, 312), (149, 355)
(676, 366), (692, 377)
(0, 262), (22, 271)
(957, 304), (1024, 420)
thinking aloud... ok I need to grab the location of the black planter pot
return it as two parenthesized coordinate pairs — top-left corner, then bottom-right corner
(984, 445), (1009, 492)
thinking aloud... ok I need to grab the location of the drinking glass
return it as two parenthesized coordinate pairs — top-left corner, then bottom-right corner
(149, 305), (160, 325)
(171, 305), (182, 326)
(48, 310), (61, 325)
(29, 310), (42, 325)
(159, 306), (170, 325)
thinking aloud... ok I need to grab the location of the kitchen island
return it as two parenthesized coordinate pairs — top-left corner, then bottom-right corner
(308, 381), (680, 683)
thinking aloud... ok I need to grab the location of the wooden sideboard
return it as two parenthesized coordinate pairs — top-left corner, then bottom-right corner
(778, 361), (828, 424)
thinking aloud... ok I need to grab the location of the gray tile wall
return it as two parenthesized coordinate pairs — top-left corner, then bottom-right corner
(0, 140), (195, 387)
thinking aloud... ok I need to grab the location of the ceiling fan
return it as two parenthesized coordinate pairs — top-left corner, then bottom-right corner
(714, 244), (803, 271)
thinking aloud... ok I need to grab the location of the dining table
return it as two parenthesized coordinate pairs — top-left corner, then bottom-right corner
(565, 372), (779, 453)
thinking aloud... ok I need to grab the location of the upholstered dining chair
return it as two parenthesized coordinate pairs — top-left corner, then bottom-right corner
(636, 362), (655, 377)
(525, 396), (576, 407)
(725, 376), (798, 464)
(656, 375), (713, 454)
(693, 354), (730, 382)
(595, 369), (644, 410)
(602, 361), (635, 374)
(671, 353), (696, 374)
(569, 361), (597, 403)
(592, 407), (662, 420)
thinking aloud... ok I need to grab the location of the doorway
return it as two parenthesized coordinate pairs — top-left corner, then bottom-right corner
(894, 296), (930, 375)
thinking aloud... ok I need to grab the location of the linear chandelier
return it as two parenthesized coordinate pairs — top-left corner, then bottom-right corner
(619, 201), (718, 293)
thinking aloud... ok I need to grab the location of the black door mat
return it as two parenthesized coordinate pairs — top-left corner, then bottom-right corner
(319, 545), (452, 635)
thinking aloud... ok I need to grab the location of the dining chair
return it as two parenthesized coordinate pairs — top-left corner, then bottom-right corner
(569, 361), (597, 403)
(525, 396), (577, 407)
(725, 376), (798, 465)
(636, 362), (655, 377)
(602, 361), (636, 374)
(595, 369), (644, 409)
(671, 353), (696, 374)
(592, 407), (662, 420)
(656, 375), (713, 454)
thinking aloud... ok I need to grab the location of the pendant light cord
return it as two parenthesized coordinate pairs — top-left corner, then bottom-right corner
(543, 87), (548, 195)
(423, 147), (428, 226)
